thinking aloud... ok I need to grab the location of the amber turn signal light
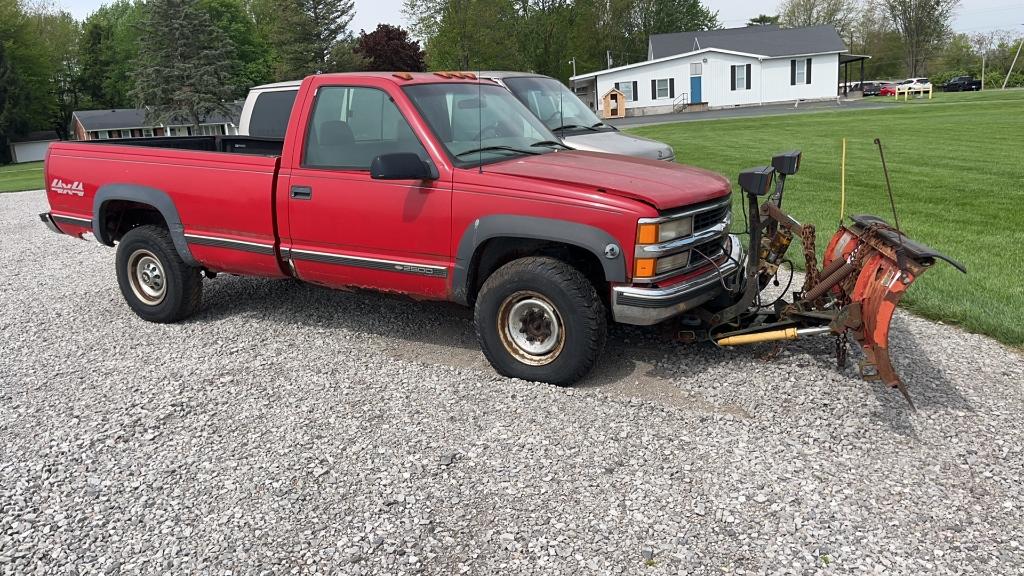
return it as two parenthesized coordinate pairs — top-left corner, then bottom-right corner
(634, 258), (656, 278)
(636, 223), (658, 245)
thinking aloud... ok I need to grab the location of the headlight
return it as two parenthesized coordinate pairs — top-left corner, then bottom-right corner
(636, 216), (693, 245)
(655, 251), (689, 274)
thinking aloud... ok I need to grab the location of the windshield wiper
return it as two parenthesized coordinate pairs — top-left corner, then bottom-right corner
(455, 145), (542, 158)
(530, 140), (572, 150)
(552, 123), (599, 133)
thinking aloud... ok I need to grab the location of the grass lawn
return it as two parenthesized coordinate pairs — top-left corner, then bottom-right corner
(0, 161), (44, 193)
(629, 89), (1024, 348)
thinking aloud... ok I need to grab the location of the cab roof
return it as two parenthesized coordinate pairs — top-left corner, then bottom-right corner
(251, 72), (499, 91)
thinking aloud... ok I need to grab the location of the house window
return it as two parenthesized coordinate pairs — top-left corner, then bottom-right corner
(97, 130), (109, 140)
(142, 128), (154, 137)
(690, 62), (702, 76)
(615, 81), (636, 102)
(731, 64), (751, 91)
(654, 78), (671, 99)
(791, 58), (812, 85)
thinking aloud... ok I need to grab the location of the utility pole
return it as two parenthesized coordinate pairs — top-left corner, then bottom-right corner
(1003, 25), (1023, 90)
(606, 50), (613, 69)
(981, 52), (986, 90)
(568, 57), (577, 77)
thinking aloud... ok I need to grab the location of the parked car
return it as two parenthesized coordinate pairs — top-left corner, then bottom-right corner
(879, 78), (931, 96)
(942, 76), (981, 92)
(41, 72), (740, 385)
(860, 81), (882, 96)
(240, 73), (676, 162)
(482, 72), (675, 162)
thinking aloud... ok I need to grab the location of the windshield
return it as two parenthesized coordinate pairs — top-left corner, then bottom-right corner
(404, 83), (562, 167)
(503, 76), (606, 133)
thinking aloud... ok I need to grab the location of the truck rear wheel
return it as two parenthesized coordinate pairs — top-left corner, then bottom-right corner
(115, 225), (202, 323)
(475, 257), (606, 385)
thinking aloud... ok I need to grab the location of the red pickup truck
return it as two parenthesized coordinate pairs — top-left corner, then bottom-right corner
(41, 72), (742, 384)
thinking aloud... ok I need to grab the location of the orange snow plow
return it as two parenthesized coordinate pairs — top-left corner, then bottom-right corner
(700, 147), (965, 407)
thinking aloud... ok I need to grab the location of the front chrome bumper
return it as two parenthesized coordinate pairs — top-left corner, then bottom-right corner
(611, 234), (745, 326)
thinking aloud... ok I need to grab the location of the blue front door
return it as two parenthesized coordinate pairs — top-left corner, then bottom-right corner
(690, 76), (702, 103)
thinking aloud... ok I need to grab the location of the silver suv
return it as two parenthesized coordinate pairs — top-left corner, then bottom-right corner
(483, 72), (675, 162)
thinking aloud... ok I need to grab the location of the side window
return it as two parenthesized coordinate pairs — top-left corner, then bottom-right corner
(303, 86), (428, 170)
(250, 90), (298, 138)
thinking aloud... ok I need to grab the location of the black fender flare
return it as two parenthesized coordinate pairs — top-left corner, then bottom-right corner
(92, 184), (198, 266)
(451, 215), (627, 305)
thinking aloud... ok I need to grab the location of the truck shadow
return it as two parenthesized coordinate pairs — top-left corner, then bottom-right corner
(194, 275), (968, 423)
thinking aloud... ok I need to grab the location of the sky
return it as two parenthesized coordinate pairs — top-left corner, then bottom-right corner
(53, 0), (1024, 37)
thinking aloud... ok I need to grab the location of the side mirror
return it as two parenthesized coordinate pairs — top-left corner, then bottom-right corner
(370, 153), (438, 180)
(771, 150), (801, 175)
(738, 166), (775, 196)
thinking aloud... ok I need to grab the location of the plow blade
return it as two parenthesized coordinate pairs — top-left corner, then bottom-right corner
(708, 153), (965, 407)
(824, 215), (966, 405)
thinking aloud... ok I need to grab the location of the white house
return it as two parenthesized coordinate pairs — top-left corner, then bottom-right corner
(571, 25), (866, 115)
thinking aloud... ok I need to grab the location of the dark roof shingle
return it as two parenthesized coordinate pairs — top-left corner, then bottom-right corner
(649, 25), (847, 59)
(72, 105), (242, 131)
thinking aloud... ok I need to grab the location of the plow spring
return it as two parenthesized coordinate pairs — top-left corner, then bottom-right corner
(700, 150), (965, 407)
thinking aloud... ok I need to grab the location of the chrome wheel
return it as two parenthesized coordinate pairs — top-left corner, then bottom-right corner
(127, 249), (166, 305)
(497, 291), (565, 366)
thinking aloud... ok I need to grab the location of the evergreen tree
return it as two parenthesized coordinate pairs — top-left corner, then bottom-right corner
(747, 14), (780, 26)
(199, 0), (274, 95)
(272, 0), (356, 79)
(131, 0), (237, 129)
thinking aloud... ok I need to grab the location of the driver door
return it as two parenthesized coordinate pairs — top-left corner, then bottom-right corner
(285, 85), (452, 298)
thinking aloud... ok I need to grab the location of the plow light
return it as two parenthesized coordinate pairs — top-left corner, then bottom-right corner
(771, 151), (802, 175)
(738, 166), (775, 196)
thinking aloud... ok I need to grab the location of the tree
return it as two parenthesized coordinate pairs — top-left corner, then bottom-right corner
(747, 14), (780, 26)
(270, 0), (356, 79)
(28, 9), (82, 139)
(356, 24), (425, 71)
(131, 0), (237, 129)
(881, 0), (959, 76)
(79, 1), (144, 109)
(849, 0), (903, 79)
(1, 0), (56, 160)
(778, 0), (860, 39)
(198, 0), (273, 95)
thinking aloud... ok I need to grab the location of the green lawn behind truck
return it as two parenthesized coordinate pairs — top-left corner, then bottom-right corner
(0, 162), (44, 193)
(629, 89), (1024, 347)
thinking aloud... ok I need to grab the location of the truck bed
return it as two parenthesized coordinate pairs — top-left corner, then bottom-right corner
(87, 135), (285, 156)
(46, 139), (285, 277)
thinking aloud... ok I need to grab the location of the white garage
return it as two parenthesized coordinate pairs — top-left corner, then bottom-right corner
(8, 131), (59, 164)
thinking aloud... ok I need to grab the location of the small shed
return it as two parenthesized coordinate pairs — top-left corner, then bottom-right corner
(601, 88), (627, 119)
(9, 131), (59, 164)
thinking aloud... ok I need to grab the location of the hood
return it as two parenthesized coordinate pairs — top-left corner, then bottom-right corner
(563, 130), (675, 161)
(484, 151), (730, 211)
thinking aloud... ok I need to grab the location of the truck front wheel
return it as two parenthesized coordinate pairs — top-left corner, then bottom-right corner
(115, 225), (202, 323)
(475, 257), (607, 385)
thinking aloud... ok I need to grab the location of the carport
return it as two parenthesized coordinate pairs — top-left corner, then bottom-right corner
(840, 54), (870, 96)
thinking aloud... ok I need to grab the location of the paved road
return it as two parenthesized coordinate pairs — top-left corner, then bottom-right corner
(3, 190), (1023, 575)
(607, 98), (893, 128)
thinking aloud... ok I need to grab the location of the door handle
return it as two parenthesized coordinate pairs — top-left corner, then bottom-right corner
(290, 185), (312, 200)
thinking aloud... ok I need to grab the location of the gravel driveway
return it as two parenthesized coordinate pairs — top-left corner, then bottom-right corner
(2, 190), (1022, 575)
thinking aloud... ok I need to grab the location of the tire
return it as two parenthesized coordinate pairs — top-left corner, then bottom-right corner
(115, 225), (202, 323)
(474, 256), (607, 386)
